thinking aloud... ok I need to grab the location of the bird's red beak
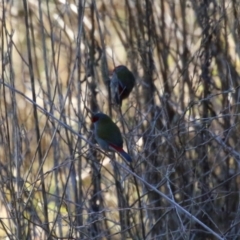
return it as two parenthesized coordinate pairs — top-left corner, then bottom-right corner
(91, 115), (98, 123)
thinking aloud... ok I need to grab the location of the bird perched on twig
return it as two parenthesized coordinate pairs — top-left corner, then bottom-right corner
(91, 112), (132, 162)
(110, 65), (135, 106)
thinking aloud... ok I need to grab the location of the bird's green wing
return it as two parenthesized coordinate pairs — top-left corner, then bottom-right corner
(97, 117), (123, 147)
(117, 68), (135, 91)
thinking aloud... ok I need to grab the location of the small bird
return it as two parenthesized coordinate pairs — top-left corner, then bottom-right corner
(110, 65), (135, 106)
(92, 113), (132, 162)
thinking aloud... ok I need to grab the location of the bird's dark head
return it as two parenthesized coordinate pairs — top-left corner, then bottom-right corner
(113, 65), (126, 73)
(109, 65), (125, 76)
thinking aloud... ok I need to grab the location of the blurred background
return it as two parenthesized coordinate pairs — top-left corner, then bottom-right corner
(0, 0), (240, 239)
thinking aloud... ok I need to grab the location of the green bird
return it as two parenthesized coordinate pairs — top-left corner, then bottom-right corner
(110, 65), (135, 106)
(92, 113), (132, 162)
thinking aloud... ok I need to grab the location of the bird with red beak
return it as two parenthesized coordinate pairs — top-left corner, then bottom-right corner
(92, 112), (132, 162)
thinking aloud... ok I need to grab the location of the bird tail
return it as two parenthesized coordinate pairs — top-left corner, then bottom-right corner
(109, 144), (132, 162)
(119, 150), (132, 162)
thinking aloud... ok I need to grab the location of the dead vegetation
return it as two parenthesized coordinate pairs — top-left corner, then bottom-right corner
(0, 0), (240, 239)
